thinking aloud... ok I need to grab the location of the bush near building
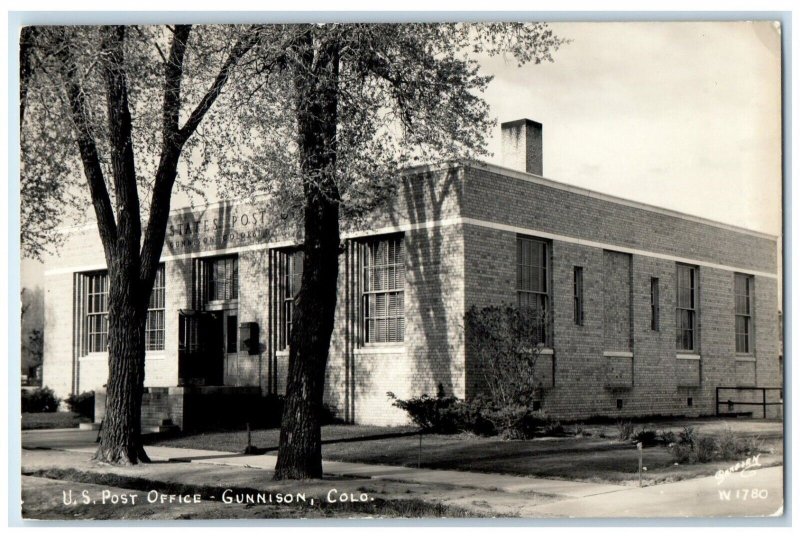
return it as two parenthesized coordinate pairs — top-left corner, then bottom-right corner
(64, 391), (95, 420)
(21, 386), (60, 413)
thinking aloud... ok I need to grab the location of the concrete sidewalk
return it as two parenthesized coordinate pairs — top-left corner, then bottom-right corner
(25, 442), (784, 518)
(521, 465), (784, 518)
(62, 444), (630, 499)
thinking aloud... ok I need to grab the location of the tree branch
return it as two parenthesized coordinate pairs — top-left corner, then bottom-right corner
(139, 26), (259, 284)
(100, 26), (141, 266)
(176, 27), (260, 145)
(55, 28), (117, 260)
(162, 25), (191, 148)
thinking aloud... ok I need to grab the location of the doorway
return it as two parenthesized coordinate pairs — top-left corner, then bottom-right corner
(178, 310), (224, 386)
(223, 310), (240, 384)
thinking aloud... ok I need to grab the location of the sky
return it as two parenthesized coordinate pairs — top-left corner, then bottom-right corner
(20, 21), (783, 289)
(479, 21), (782, 237)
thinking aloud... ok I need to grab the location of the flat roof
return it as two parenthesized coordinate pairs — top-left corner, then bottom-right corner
(405, 160), (778, 241)
(56, 159), (778, 242)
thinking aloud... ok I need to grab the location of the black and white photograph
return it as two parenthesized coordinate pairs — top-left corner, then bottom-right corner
(11, 8), (787, 524)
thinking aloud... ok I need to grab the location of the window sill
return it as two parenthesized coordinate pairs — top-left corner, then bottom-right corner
(735, 355), (757, 362)
(539, 348), (554, 356)
(603, 351), (633, 358)
(354, 345), (406, 355)
(276, 349), (290, 357)
(204, 299), (239, 309)
(676, 353), (701, 360)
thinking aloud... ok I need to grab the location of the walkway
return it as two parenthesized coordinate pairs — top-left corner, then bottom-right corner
(60, 444), (630, 498)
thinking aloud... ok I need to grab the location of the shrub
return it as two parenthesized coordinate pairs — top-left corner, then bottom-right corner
(679, 425), (697, 448)
(465, 305), (551, 411)
(696, 436), (717, 463)
(21, 386), (60, 413)
(461, 397), (497, 436)
(670, 441), (697, 464)
(716, 428), (763, 460)
(633, 428), (659, 447)
(669, 426), (765, 465)
(258, 394), (285, 428)
(659, 430), (677, 445)
(616, 420), (635, 441)
(320, 403), (344, 426)
(543, 419), (565, 436)
(478, 404), (548, 439)
(717, 428), (738, 460)
(736, 435), (764, 457)
(64, 391), (95, 420)
(388, 384), (465, 434)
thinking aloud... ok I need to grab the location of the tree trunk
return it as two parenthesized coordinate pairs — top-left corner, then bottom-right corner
(94, 261), (150, 464)
(274, 34), (340, 480)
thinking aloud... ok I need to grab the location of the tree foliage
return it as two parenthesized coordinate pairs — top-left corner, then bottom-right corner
(20, 24), (258, 463)
(20, 25), (257, 260)
(19, 22), (565, 471)
(196, 23), (566, 227)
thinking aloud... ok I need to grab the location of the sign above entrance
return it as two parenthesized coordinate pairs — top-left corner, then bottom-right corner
(164, 201), (288, 255)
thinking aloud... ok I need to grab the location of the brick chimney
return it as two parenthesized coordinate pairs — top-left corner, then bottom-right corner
(501, 119), (543, 176)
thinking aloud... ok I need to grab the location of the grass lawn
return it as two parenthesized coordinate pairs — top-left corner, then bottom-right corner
(22, 412), (89, 430)
(153, 423), (420, 452)
(153, 418), (783, 486)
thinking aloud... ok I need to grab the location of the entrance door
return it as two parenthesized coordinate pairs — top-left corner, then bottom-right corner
(223, 310), (240, 385)
(178, 310), (224, 386)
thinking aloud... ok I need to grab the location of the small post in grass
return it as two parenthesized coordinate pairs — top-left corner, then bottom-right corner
(418, 430), (422, 469)
(637, 441), (643, 487)
(244, 422), (253, 454)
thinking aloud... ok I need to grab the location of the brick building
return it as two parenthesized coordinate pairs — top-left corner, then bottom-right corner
(41, 119), (782, 429)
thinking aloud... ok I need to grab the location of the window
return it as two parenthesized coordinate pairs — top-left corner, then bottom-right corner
(208, 256), (238, 301)
(86, 272), (109, 353)
(676, 264), (697, 351)
(517, 236), (550, 345)
(573, 266), (584, 326)
(650, 277), (660, 331)
(280, 249), (304, 349)
(735, 273), (754, 353)
(145, 266), (165, 351)
(84, 265), (165, 353)
(362, 236), (405, 343)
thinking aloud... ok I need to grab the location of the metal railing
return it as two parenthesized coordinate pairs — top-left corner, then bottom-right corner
(715, 386), (783, 418)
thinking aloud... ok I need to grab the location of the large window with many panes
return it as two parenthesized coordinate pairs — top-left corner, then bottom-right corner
(735, 273), (754, 354)
(85, 265), (165, 353)
(517, 236), (551, 345)
(145, 266), (166, 351)
(208, 256), (238, 302)
(86, 273), (109, 353)
(676, 264), (698, 351)
(279, 249), (304, 349)
(362, 235), (405, 344)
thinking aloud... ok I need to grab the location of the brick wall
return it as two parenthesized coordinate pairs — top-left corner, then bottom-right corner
(42, 161), (780, 425)
(461, 162), (780, 420)
(323, 223), (466, 425)
(42, 272), (75, 401)
(463, 165), (776, 273)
